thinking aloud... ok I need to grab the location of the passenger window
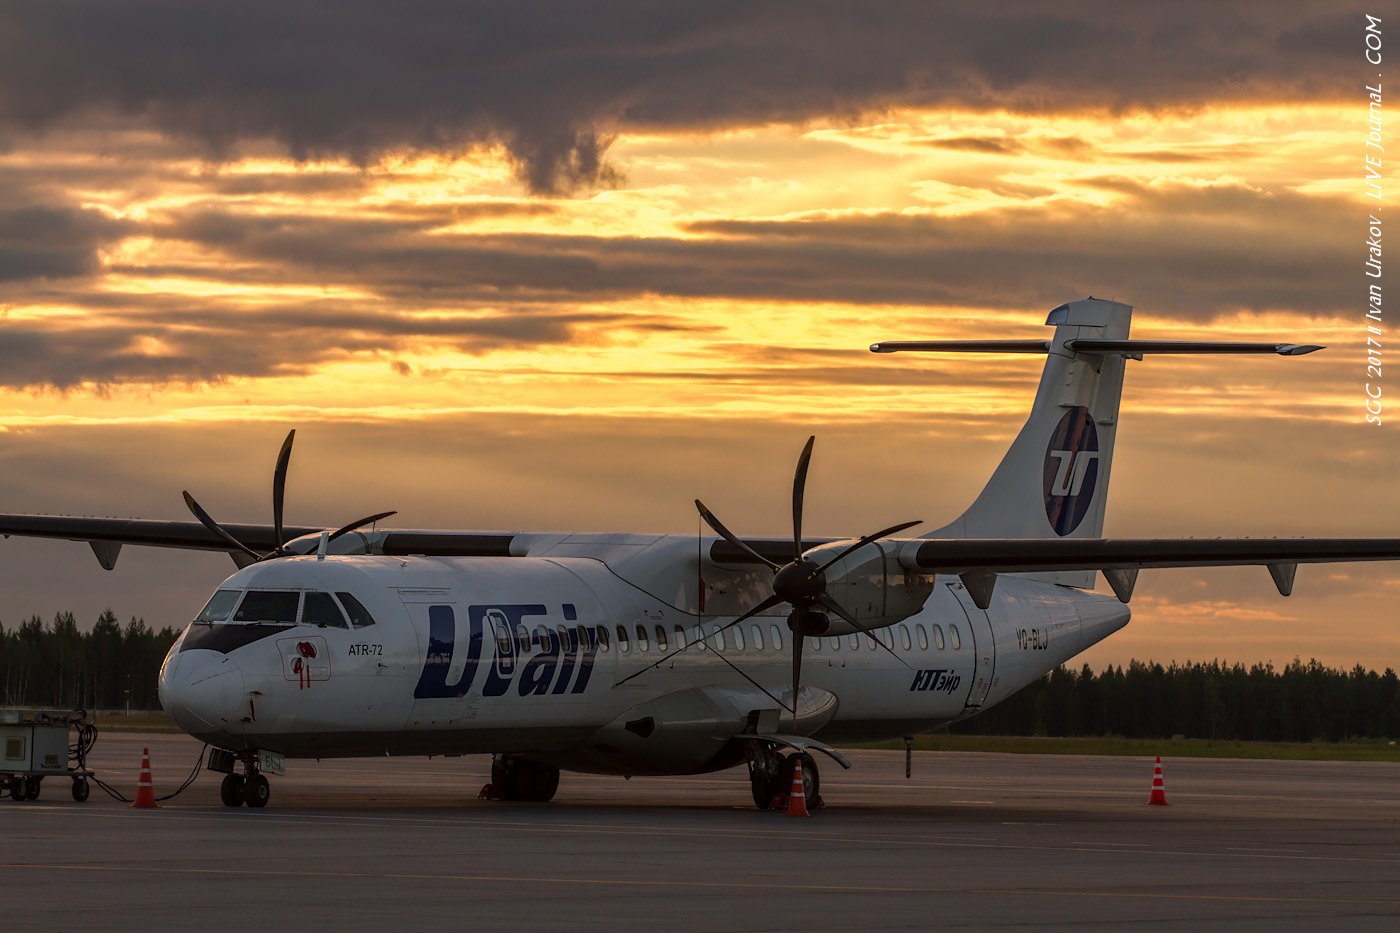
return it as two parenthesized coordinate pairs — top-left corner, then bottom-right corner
(597, 627), (610, 652)
(195, 589), (240, 623)
(880, 630), (892, 649)
(916, 624), (928, 650)
(555, 625), (571, 652)
(674, 625), (686, 647)
(517, 625), (531, 652)
(302, 591), (348, 628)
(848, 633), (860, 651)
(866, 634), (878, 651)
(827, 636), (839, 651)
(809, 633), (820, 653)
(933, 625), (945, 650)
(899, 625), (912, 651)
(234, 591), (300, 624)
(752, 625), (764, 650)
(616, 624), (630, 652)
(770, 625), (783, 651)
(494, 622), (513, 656)
(711, 625), (725, 651)
(950, 624), (962, 650)
(636, 624), (650, 651)
(655, 625), (668, 651)
(336, 592), (378, 629)
(733, 625), (745, 651)
(533, 627), (548, 651)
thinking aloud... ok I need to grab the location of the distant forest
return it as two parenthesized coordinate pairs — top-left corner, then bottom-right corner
(1, 611), (177, 711)
(3, 612), (1399, 743)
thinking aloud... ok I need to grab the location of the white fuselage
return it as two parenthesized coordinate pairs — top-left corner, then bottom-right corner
(158, 547), (1129, 777)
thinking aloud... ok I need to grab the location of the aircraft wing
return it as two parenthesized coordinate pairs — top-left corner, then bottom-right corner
(898, 537), (1400, 607)
(0, 514), (517, 569)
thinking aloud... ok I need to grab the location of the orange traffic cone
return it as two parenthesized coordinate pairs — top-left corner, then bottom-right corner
(1146, 755), (1169, 806)
(131, 747), (158, 809)
(784, 757), (810, 817)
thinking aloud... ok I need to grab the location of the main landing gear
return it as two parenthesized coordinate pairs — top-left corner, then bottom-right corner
(215, 750), (271, 809)
(481, 755), (560, 802)
(748, 748), (820, 811)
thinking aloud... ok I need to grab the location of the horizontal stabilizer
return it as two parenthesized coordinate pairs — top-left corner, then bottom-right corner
(902, 538), (1400, 573)
(870, 339), (1323, 356)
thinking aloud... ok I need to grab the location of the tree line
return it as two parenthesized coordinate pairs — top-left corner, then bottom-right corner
(955, 660), (1400, 743)
(4, 612), (1400, 743)
(0, 610), (177, 711)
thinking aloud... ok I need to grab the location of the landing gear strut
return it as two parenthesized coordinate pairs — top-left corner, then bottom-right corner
(483, 755), (560, 802)
(749, 749), (820, 810)
(217, 752), (270, 808)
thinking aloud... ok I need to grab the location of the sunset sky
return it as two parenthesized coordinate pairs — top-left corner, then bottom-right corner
(0, 2), (1394, 670)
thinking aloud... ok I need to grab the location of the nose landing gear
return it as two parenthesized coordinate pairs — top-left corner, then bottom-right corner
(214, 750), (271, 808)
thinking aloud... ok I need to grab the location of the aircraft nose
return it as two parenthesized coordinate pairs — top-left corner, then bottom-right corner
(159, 648), (246, 734)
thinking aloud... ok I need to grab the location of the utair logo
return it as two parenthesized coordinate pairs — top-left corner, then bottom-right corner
(413, 604), (598, 699)
(1042, 405), (1100, 536)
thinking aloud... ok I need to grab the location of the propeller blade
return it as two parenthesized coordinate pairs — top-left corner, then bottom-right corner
(271, 429), (295, 556)
(327, 511), (397, 543)
(707, 644), (794, 714)
(182, 491), (261, 561)
(696, 499), (779, 570)
(791, 630), (805, 729)
(615, 593), (784, 687)
(818, 592), (912, 670)
(812, 519), (923, 576)
(791, 435), (815, 561)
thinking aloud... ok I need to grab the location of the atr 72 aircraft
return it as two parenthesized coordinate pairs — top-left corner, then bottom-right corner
(3, 298), (1398, 809)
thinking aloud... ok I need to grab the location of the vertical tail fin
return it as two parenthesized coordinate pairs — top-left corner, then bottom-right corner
(881, 298), (1133, 587)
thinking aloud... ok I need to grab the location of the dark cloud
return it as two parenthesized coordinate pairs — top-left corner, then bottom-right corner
(0, 2), (1358, 193)
(133, 178), (1351, 318)
(0, 202), (127, 282)
(0, 301), (700, 390)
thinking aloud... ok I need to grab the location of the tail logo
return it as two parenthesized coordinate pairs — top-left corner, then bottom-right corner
(1043, 406), (1099, 535)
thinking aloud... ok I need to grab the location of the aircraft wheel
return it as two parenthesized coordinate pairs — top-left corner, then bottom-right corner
(524, 763), (559, 802)
(220, 773), (245, 807)
(243, 773), (270, 808)
(71, 777), (90, 802)
(749, 751), (783, 809)
(23, 777), (41, 801)
(6, 777), (24, 801)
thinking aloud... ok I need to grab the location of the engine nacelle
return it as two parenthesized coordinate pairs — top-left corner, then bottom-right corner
(802, 540), (934, 636)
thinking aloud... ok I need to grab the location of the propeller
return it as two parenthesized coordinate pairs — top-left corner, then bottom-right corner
(183, 429), (396, 562)
(619, 435), (919, 729)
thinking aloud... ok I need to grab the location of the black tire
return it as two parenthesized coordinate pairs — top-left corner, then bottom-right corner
(220, 773), (245, 807)
(23, 777), (40, 801)
(525, 764), (559, 802)
(244, 773), (270, 808)
(750, 756), (782, 810)
(7, 777), (24, 801)
(71, 777), (90, 802)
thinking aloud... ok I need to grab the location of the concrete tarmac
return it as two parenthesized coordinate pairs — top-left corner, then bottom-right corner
(4, 732), (1400, 931)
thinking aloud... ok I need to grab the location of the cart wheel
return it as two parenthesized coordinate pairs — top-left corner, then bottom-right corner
(71, 777), (90, 802)
(23, 776), (41, 801)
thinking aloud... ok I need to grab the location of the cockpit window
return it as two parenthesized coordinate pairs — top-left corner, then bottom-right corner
(302, 591), (349, 628)
(233, 590), (300, 624)
(336, 592), (377, 629)
(195, 589), (240, 623)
